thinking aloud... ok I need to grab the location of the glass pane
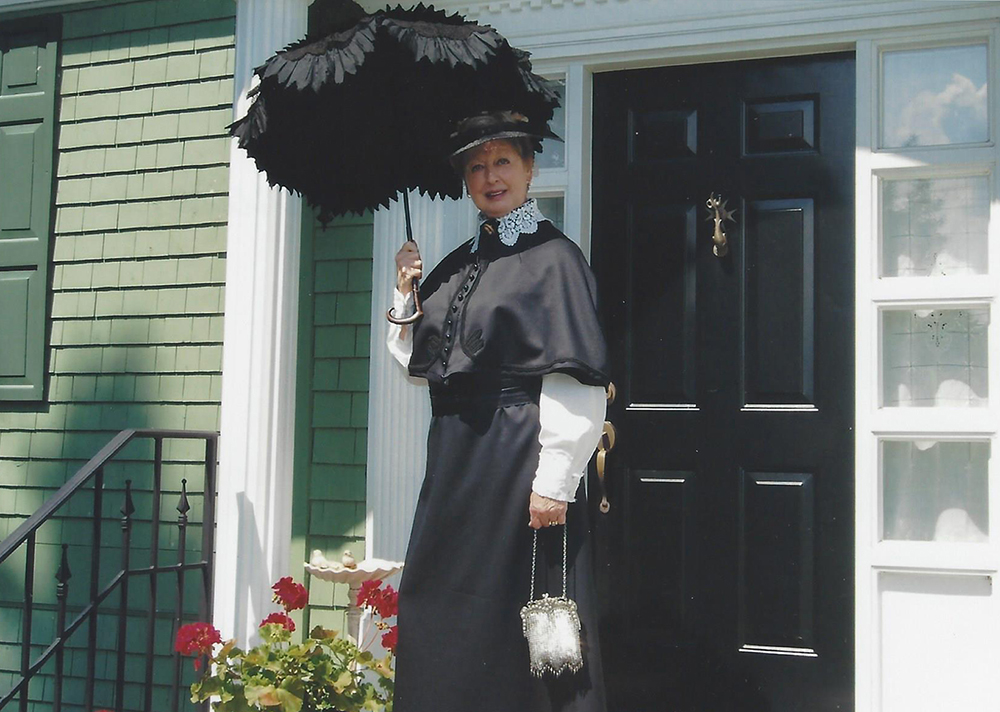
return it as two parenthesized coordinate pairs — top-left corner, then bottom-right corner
(882, 307), (989, 407)
(882, 44), (988, 148)
(881, 176), (989, 277)
(536, 79), (566, 170)
(535, 196), (565, 233)
(882, 440), (989, 542)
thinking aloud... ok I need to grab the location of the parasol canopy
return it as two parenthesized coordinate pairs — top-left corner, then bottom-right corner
(229, 0), (561, 224)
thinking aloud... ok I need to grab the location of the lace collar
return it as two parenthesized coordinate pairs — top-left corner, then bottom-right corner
(471, 199), (546, 252)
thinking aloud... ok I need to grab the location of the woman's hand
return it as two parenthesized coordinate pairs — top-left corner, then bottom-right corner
(395, 241), (422, 294)
(528, 492), (568, 529)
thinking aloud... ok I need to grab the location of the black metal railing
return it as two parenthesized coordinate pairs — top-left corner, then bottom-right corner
(0, 429), (218, 712)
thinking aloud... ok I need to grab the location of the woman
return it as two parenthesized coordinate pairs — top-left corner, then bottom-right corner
(387, 111), (609, 712)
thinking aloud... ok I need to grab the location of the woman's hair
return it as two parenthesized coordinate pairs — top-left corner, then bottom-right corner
(450, 136), (536, 175)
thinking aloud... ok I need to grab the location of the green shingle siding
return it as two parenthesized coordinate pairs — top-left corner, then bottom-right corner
(293, 212), (374, 634)
(0, 0), (235, 708)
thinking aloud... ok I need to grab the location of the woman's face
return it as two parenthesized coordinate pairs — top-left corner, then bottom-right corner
(462, 140), (534, 219)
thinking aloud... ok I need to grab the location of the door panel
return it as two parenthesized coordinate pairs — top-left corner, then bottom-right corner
(742, 198), (815, 406)
(628, 203), (698, 406)
(738, 469), (816, 652)
(592, 53), (855, 711)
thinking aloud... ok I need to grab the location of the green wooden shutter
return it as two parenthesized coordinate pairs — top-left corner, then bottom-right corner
(0, 16), (59, 401)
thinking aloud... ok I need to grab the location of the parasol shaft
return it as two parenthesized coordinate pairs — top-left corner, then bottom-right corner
(386, 190), (423, 324)
(403, 190), (414, 244)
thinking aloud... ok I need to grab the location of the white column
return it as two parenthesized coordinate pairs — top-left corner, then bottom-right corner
(213, 0), (308, 645)
(366, 194), (476, 561)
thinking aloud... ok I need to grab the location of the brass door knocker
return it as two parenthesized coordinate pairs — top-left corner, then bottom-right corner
(705, 193), (736, 257)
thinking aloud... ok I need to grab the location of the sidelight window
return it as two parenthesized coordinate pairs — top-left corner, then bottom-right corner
(530, 76), (571, 240)
(881, 43), (989, 149)
(881, 439), (990, 542)
(535, 78), (566, 170)
(860, 30), (1000, 712)
(880, 175), (989, 277)
(880, 306), (989, 408)
(535, 196), (566, 233)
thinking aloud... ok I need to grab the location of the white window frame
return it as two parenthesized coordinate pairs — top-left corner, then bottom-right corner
(530, 65), (592, 256)
(855, 26), (1000, 712)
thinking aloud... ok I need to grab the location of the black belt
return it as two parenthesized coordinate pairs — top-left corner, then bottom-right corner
(429, 375), (541, 416)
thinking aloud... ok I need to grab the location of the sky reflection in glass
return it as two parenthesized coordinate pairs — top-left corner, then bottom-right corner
(882, 44), (988, 148)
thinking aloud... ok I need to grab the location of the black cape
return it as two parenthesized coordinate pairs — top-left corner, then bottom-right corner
(408, 220), (610, 388)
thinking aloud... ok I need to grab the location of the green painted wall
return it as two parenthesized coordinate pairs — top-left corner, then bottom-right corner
(0, 1), (235, 709)
(292, 211), (374, 635)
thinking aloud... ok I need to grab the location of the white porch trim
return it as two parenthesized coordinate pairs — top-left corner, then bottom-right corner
(213, 0), (308, 646)
(366, 196), (478, 561)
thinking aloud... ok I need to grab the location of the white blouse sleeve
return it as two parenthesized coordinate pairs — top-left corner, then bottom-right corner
(386, 288), (415, 368)
(532, 372), (607, 503)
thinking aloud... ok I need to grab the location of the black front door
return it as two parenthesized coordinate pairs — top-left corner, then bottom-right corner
(591, 53), (855, 711)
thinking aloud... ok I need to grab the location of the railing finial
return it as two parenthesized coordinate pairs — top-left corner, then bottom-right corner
(121, 479), (135, 521)
(56, 544), (71, 586)
(177, 478), (191, 518)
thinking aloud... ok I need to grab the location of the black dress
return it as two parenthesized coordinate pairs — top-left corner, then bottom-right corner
(394, 210), (610, 712)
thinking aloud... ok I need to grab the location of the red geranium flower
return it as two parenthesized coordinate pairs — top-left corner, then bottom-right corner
(175, 622), (221, 657)
(357, 580), (398, 619)
(381, 625), (398, 652)
(260, 611), (296, 632)
(357, 579), (381, 608)
(271, 576), (308, 611)
(175, 622), (221, 669)
(380, 585), (399, 618)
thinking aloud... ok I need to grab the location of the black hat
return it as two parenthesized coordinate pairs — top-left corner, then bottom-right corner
(448, 110), (562, 157)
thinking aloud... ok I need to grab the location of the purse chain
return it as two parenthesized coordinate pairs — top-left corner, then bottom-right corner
(529, 522), (568, 601)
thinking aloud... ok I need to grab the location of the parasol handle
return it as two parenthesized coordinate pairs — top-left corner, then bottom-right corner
(387, 191), (424, 324)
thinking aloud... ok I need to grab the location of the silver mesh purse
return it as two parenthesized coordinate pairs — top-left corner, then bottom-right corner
(519, 523), (583, 678)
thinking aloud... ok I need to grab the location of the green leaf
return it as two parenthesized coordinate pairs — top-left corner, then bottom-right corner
(215, 687), (253, 712)
(310, 625), (339, 641)
(219, 639), (239, 659)
(372, 654), (394, 680)
(260, 623), (293, 645)
(197, 676), (225, 698)
(246, 684), (281, 707)
(333, 669), (354, 694)
(275, 688), (304, 712)
(312, 658), (334, 681)
(244, 649), (269, 667)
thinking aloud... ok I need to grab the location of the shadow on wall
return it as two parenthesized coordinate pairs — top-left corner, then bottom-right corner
(292, 212), (375, 634)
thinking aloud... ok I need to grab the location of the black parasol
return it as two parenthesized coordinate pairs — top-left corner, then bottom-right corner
(229, 0), (561, 322)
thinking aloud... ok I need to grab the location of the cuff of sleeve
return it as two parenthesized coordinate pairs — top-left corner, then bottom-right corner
(532, 450), (583, 503)
(393, 288), (415, 317)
